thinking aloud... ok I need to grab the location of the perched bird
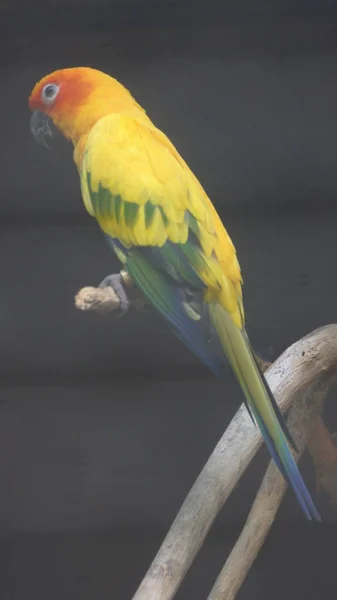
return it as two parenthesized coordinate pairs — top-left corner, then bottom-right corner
(29, 66), (320, 521)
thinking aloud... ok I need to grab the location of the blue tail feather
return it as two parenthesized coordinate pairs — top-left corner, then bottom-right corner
(254, 412), (320, 521)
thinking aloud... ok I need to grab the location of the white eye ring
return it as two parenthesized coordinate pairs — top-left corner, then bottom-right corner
(41, 83), (60, 105)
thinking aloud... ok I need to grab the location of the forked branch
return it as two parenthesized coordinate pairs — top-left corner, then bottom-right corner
(74, 279), (337, 600)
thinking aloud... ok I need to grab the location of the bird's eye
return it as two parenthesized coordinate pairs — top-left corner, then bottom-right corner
(41, 83), (60, 104)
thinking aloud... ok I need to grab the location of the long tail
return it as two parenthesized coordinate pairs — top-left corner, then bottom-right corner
(209, 301), (321, 521)
(124, 247), (320, 521)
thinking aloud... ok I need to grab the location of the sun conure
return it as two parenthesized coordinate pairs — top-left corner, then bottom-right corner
(28, 66), (320, 521)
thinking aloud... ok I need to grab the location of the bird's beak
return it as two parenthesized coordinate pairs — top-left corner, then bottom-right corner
(30, 110), (53, 149)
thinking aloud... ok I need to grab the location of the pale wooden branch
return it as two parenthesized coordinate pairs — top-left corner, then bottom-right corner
(74, 270), (148, 314)
(75, 285), (123, 315)
(129, 325), (337, 600)
(73, 278), (337, 599)
(206, 382), (329, 600)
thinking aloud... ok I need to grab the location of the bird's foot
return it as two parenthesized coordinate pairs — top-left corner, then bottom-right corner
(98, 273), (130, 317)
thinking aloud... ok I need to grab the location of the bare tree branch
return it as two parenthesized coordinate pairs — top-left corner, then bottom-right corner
(128, 325), (337, 600)
(74, 270), (147, 314)
(75, 285), (123, 315)
(74, 280), (337, 599)
(206, 382), (329, 600)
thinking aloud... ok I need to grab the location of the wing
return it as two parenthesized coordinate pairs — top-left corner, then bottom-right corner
(78, 112), (244, 328)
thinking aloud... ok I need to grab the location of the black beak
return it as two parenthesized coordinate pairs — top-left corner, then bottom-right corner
(30, 110), (53, 149)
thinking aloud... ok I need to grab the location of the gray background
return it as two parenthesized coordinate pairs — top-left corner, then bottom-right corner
(1, 1), (337, 597)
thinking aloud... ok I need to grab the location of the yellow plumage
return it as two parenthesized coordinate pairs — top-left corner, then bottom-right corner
(77, 110), (243, 327)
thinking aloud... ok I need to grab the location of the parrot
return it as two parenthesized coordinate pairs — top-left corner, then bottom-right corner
(28, 66), (320, 521)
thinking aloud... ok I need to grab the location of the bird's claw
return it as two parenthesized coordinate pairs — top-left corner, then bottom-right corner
(98, 273), (130, 317)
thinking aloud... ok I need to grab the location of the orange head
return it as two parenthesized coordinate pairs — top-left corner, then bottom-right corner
(29, 66), (141, 145)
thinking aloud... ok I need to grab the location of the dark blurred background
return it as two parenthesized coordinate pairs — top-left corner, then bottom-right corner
(1, 0), (337, 597)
